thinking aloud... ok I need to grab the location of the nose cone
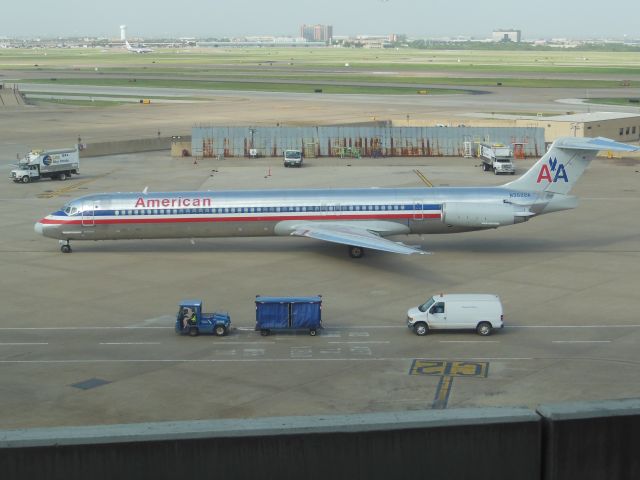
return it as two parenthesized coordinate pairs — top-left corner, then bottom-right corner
(35, 221), (44, 235)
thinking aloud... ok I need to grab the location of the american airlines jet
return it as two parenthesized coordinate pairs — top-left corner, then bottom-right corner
(35, 137), (638, 257)
(125, 40), (153, 54)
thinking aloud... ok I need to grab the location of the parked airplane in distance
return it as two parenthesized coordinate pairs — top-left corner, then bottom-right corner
(35, 137), (638, 257)
(125, 40), (153, 54)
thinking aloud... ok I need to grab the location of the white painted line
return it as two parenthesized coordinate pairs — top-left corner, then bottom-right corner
(215, 341), (275, 345)
(507, 325), (640, 329)
(99, 342), (161, 345)
(328, 341), (390, 344)
(0, 342), (49, 346)
(552, 340), (611, 344)
(0, 327), (172, 330)
(0, 357), (535, 364)
(439, 341), (500, 343)
(3, 324), (640, 331)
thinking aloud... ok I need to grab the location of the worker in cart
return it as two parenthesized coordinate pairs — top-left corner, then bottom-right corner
(181, 308), (193, 331)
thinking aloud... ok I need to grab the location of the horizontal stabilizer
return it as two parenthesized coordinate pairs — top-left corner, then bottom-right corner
(554, 136), (640, 152)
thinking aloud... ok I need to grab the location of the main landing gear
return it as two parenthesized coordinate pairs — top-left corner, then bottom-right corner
(348, 245), (364, 258)
(59, 240), (72, 253)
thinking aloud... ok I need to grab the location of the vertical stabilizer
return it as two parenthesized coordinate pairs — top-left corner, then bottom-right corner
(504, 137), (638, 194)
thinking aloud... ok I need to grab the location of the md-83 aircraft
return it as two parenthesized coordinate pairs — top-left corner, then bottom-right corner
(35, 137), (638, 257)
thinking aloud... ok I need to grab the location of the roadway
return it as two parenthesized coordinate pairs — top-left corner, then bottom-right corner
(1, 153), (639, 428)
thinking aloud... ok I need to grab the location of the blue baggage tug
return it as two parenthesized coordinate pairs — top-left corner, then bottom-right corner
(175, 299), (231, 337)
(255, 295), (322, 336)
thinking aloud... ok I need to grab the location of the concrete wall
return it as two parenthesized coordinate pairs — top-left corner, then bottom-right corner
(538, 398), (640, 480)
(1, 399), (638, 479)
(79, 137), (172, 158)
(0, 408), (540, 480)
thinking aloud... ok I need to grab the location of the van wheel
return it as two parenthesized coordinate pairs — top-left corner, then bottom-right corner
(260, 329), (269, 336)
(309, 329), (317, 336)
(414, 322), (428, 336)
(476, 322), (492, 336)
(21, 176), (30, 183)
(214, 325), (226, 337)
(189, 327), (199, 337)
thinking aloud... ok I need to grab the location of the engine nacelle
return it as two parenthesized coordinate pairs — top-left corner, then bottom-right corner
(442, 202), (520, 228)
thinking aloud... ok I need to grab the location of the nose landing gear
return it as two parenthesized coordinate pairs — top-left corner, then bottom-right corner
(59, 240), (72, 253)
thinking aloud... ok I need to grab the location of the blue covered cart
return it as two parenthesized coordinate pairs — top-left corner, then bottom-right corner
(255, 295), (322, 336)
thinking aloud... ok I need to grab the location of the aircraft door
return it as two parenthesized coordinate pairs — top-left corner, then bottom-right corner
(413, 200), (424, 220)
(81, 200), (100, 226)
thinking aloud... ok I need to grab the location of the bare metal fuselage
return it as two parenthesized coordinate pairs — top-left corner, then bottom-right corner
(35, 186), (565, 244)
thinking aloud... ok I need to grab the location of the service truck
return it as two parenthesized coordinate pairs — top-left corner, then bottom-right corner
(175, 299), (231, 337)
(255, 295), (322, 336)
(283, 149), (303, 168)
(478, 143), (515, 175)
(406, 294), (504, 336)
(10, 148), (80, 183)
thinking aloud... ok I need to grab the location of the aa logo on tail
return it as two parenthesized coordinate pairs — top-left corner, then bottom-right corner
(537, 157), (568, 183)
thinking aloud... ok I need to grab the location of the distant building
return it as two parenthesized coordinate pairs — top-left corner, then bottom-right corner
(120, 25), (127, 41)
(492, 29), (521, 43)
(300, 24), (333, 43)
(515, 112), (640, 143)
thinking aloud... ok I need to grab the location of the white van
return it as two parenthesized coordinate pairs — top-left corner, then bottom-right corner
(406, 294), (504, 336)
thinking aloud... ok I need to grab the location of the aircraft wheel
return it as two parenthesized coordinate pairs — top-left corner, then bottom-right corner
(61, 244), (72, 254)
(476, 322), (492, 336)
(214, 325), (227, 337)
(348, 246), (364, 258)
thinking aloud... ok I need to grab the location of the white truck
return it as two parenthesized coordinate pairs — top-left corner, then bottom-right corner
(479, 143), (515, 175)
(406, 294), (504, 336)
(283, 149), (303, 168)
(10, 148), (80, 183)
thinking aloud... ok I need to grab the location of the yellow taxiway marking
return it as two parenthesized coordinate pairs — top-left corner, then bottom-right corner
(37, 172), (114, 199)
(410, 360), (490, 409)
(413, 169), (434, 187)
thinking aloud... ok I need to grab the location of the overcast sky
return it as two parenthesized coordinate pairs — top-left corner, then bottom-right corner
(3, 0), (639, 39)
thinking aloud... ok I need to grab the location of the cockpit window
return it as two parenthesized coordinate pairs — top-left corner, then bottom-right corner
(63, 206), (79, 216)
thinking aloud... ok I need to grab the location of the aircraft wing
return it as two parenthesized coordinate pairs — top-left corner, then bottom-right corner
(290, 223), (429, 255)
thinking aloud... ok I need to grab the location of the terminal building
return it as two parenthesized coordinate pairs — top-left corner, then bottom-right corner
(515, 112), (640, 143)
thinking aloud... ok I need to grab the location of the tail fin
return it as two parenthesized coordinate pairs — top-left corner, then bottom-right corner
(125, 40), (132, 50)
(505, 137), (638, 194)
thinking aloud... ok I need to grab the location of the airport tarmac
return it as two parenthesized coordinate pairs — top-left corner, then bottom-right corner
(1, 152), (640, 429)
